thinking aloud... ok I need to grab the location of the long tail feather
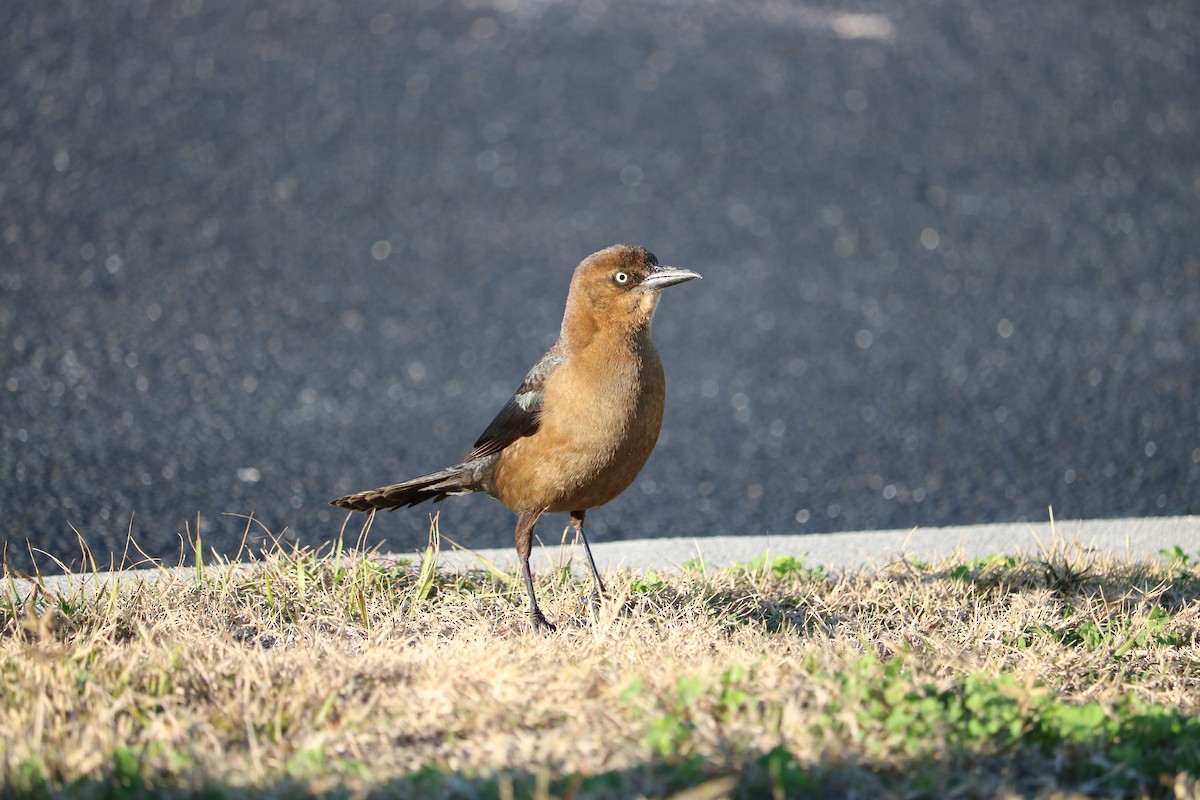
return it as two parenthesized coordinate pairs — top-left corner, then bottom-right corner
(330, 466), (471, 512)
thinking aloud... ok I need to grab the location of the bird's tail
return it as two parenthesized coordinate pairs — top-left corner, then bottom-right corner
(330, 466), (473, 512)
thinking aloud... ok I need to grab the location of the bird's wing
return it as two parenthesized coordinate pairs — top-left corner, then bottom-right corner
(466, 349), (566, 460)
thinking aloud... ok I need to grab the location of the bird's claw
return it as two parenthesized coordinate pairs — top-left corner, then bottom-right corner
(529, 609), (557, 631)
(588, 589), (605, 615)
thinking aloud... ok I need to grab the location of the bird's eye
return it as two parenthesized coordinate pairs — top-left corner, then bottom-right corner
(613, 271), (630, 285)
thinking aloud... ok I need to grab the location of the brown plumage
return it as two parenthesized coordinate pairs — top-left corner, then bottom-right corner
(331, 244), (700, 628)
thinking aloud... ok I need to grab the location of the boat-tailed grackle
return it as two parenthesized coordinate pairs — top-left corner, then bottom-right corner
(331, 244), (700, 628)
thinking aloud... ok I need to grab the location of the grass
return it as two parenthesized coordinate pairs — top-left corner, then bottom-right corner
(2, 518), (1199, 798)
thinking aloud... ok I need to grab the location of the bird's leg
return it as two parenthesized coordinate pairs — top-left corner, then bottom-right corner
(520, 557), (553, 630)
(515, 511), (554, 630)
(570, 510), (606, 610)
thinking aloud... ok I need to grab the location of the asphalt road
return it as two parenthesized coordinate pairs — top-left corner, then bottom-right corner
(2, 1), (1198, 573)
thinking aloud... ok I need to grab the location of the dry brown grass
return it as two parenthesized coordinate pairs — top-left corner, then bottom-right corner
(3, 524), (1200, 798)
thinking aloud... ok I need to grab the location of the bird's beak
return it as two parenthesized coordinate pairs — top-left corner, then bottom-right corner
(642, 265), (702, 291)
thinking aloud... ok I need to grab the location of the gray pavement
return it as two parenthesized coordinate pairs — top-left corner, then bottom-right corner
(515, 514), (1200, 575)
(12, 515), (1197, 600)
(2, 1), (1199, 573)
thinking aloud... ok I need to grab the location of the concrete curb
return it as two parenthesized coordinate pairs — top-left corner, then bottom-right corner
(462, 515), (1199, 575)
(8, 515), (1197, 600)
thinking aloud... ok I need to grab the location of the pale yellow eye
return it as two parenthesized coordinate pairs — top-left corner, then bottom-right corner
(613, 271), (630, 285)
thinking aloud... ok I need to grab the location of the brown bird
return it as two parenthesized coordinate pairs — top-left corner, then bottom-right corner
(331, 244), (700, 628)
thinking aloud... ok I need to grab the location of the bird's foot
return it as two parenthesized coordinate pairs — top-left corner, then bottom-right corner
(529, 609), (557, 631)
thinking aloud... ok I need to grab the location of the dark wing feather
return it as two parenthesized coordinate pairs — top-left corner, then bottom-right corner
(466, 349), (565, 460)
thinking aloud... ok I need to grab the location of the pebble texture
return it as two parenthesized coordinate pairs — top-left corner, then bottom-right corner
(1, 1), (1198, 571)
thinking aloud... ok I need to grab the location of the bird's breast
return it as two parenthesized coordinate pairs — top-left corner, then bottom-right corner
(491, 336), (665, 513)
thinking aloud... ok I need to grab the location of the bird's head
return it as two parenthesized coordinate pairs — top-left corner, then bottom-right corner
(562, 244), (701, 343)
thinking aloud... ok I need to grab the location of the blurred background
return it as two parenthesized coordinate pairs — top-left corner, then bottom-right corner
(2, 0), (1198, 573)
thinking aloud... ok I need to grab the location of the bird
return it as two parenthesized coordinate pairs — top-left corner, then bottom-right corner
(331, 244), (700, 629)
